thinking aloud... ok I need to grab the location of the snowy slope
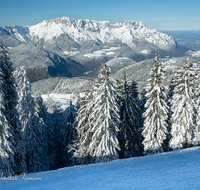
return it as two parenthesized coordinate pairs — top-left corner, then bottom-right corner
(41, 93), (78, 111)
(1, 147), (200, 190)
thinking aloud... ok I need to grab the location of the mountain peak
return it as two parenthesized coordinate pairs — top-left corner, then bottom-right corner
(0, 16), (188, 83)
(27, 16), (175, 51)
(39, 17), (146, 30)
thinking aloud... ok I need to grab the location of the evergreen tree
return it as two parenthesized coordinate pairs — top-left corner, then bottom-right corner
(72, 86), (95, 165)
(34, 94), (50, 170)
(0, 111), (15, 177)
(193, 63), (200, 145)
(42, 106), (65, 170)
(130, 80), (144, 134)
(165, 78), (174, 151)
(118, 71), (142, 158)
(51, 109), (64, 169)
(139, 88), (147, 129)
(35, 94), (59, 170)
(74, 64), (120, 163)
(0, 63), (15, 176)
(13, 66), (48, 173)
(169, 58), (196, 149)
(0, 43), (27, 175)
(61, 101), (76, 167)
(88, 64), (120, 163)
(142, 54), (169, 154)
(130, 81), (139, 100)
(35, 94), (50, 124)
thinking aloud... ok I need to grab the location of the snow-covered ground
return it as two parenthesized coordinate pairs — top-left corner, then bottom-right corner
(190, 50), (200, 57)
(163, 58), (179, 70)
(1, 146), (200, 190)
(83, 47), (120, 58)
(63, 51), (80, 56)
(139, 49), (151, 54)
(41, 93), (78, 110)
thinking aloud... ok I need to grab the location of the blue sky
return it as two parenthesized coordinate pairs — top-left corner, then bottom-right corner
(1, 0), (200, 30)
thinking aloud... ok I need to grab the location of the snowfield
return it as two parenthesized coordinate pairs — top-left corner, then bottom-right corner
(139, 49), (151, 54)
(41, 93), (78, 110)
(83, 47), (120, 58)
(190, 50), (200, 57)
(1, 147), (200, 190)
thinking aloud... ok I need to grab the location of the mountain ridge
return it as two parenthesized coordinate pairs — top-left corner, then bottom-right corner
(1, 17), (176, 51)
(0, 17), (188, 82)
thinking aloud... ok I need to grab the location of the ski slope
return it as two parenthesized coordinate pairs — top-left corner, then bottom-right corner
(1, 147), (200, 190)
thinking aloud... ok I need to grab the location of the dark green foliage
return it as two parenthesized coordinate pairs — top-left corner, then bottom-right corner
(118, 70), (143, 158)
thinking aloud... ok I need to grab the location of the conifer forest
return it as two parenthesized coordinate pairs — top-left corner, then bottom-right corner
(1, 42), (200, 176)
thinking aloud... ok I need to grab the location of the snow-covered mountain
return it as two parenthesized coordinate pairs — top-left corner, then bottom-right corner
(1, 17), (177, 50)
(0, 17), (188, 81)
(1, 146), (200, 190)
(29, 17), (176, 50)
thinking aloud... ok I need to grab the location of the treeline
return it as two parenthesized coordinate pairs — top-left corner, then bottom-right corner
(0, 43), (76, 176)
(70, 54), (200, 165)
(0, 41), (200, 176)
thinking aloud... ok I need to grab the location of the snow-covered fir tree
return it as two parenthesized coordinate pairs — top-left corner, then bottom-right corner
(169, 58), (196, 149)
(118, 70), (143, 158)
(0, 43), (27, 175)
(0, 111), (16, 177)
(43, 106), (66, 170)
(193, 63), (200, 145)
(74, 64), (120, 164)
(35, 94), (50, 124)
(142, 54), (169, 154)
(61, 101), (76, 167)
(13, 66), (49, 173)
(165, 78), (174, 151)
(0, 61), (15, 176)
(35, 94), (60, 170)
(130, 80), (144, 133)
(139, 88), (148, 129)
(88, 64), (120, 163)
(34, 94), (50, 170)
(129, 80), (139, 100)
(72, 86), (95, 165)
(51, 109), (64, 169)
(35, 95), (64, 170)
(166, 79), (174, 123)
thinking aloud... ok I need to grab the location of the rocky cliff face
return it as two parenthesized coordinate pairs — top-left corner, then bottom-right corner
(0, 17), (188, 82)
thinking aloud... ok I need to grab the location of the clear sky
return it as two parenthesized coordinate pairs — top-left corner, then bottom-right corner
(1, 0), (200, 30)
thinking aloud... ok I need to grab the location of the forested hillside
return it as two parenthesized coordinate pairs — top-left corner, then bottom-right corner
(0, 42), (200, 177)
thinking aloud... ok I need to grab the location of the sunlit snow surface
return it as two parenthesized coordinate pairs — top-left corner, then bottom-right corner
(190, 50), (200, 57)
(1, 147), (200, 190)
(63, 51), (80, 56)
(163, 58), (179, 70)
(41, 93), (78, 110)
(83, 47), (120, 58)
(139, 49), (151, 54)
(28, 17), (175, 50)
